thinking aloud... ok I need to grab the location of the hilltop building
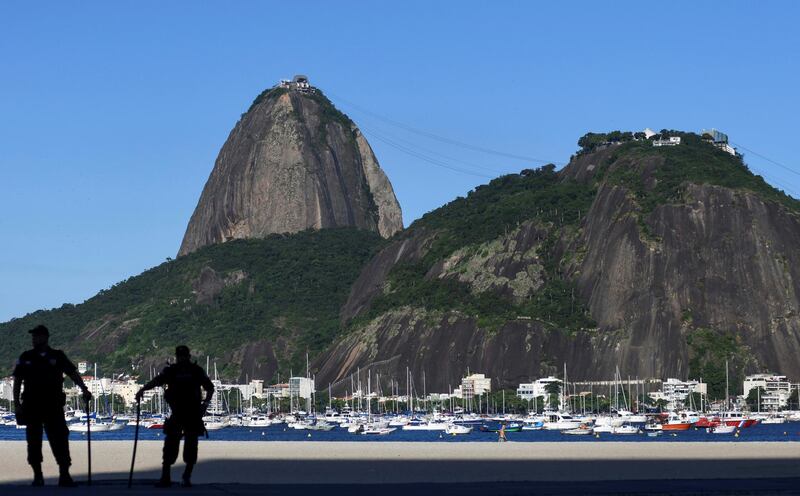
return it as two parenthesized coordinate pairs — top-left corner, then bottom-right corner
(278, 74), (316, 94)
(701, 128), (737, 156)
(653, 136), (682, 147)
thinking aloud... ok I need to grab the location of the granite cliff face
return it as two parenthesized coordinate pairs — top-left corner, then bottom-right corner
(314, 135), (800, 392)
(5, 129), (799, 392)
(178, 85), (402, 256)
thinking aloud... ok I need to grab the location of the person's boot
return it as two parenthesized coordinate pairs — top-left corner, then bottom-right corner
(155, 464), (172, 488)
(57, 465), (77, 487)
(181, 463), (194, 487)
(31, 464), (44, 487)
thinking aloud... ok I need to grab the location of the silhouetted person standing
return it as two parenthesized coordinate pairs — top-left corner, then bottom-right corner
(136, 345), (214, 487)
(13, 325), (92, 487)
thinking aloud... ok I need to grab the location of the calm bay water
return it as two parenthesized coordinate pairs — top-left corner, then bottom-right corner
(1, 422), (798, 443)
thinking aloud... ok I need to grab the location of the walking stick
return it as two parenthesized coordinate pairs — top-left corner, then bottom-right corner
(128, 399), (141, 488)
(85, 397), (92, 486)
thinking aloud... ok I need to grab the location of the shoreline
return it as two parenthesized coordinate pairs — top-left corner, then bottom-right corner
(1, 441), (798, 485)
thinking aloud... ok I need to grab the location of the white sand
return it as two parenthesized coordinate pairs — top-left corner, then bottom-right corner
(0, 441), (798, 484)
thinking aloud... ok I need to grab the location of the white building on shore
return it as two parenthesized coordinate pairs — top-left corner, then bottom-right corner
(516, 376), (562, 401)
(452, 373), (492, 399)
(0, 377), (13, 405)
(649, 378), (707, 410)
(743, 374), (793, 410)
(289, 377), (315, 400)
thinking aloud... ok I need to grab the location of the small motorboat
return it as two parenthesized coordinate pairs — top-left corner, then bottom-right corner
(361, 426), (395, 435)
(612, 424), (641, 435)
(562, 424), (594, 436)
(204, 420), (227, 431)
(307, 421), (335, 431)
(707, 424), (736, 434)
(68, 421), (113, 433)
(479, 423), (522, 433)
(445, 423), (473, 435)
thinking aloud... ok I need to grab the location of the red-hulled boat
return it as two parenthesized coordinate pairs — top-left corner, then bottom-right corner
(720, 412), (757, 428)
(694, 416), (719, 428)
(661, 413), (694, 431)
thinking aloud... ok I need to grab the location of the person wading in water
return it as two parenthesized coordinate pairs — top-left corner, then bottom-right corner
(136, 345), (214, 487)
(13, 324), (93, 487)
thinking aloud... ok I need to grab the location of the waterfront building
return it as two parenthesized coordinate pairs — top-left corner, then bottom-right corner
(289, 376), (315, 400)
(649, 378), (706, 409)
(266, 383), (290, 398)
(516, 376), (562, 401)
(216, 379), (265, 402)
(0, 377), (13, 404)
(743, 374), (793, 410)
(66, 377), (153, 407)
(452, 373), (492, 399)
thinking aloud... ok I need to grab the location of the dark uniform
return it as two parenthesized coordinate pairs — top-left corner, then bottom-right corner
(145, 361), (214, 468)
(12, 347), (76, 468)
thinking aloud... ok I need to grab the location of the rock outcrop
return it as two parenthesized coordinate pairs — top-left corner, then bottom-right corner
(6, 129), (799, 391)
(314, 136), (800, 391)
(178, 83), (402, 256)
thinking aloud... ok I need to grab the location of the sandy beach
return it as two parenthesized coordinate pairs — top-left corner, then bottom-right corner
(0, 440), (798, 485)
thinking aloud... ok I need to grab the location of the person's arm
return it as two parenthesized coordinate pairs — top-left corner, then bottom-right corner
(61, 353), (92, 403)
(136, 369), (168, 402)
(200, 372), (215, 412)
(66, 369), (92, 403)
(12, 376), (21, 410)
(12, 357), (24, 410)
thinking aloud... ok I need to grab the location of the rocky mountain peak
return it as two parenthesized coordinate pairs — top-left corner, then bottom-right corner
(178, 79), (403, 256)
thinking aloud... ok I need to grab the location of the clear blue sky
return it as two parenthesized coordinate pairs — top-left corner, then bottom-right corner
(1, 1), (798, 322)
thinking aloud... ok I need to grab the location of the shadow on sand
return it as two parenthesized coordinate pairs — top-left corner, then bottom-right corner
(1, 457), (800, 495)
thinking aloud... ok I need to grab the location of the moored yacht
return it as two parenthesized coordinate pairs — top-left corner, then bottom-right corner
(542, 412), (584, 430)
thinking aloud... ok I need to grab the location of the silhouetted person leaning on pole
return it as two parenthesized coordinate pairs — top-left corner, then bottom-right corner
(136, 345), (214, 487)
(13, 325), (93, 487)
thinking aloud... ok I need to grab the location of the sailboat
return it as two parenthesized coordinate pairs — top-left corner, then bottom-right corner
(719, 359), (756, 428)
(69, 364), (114, 432)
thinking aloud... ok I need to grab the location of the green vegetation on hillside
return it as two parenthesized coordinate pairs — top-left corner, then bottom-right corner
(247, 86), (288, 113)
(577, 130), (643, 153)
(415, 164), (595, 264)
(686, 328), (757, 399)
(358, 165), (598, 332)
(1, 229), (384, 380)
(308, 89), (354, 130)
(604, 133), (800, 216)
(356, 131), (800, 337)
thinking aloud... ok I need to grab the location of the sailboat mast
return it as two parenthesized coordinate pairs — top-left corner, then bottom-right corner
(725, 359), (729, 411)
(562, 363), (567, 412)
(423, 371), (426, 413)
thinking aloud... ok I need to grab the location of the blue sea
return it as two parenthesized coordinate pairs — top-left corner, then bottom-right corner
(1, 422), (798, 443)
